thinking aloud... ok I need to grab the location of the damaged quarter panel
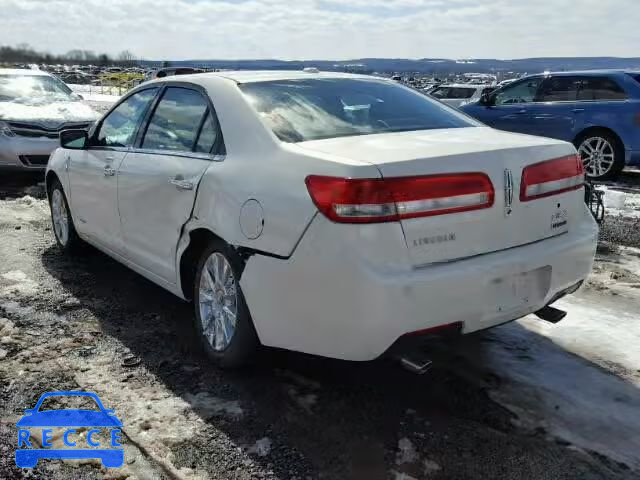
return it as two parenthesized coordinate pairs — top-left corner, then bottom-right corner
(186, 76), (381, 259)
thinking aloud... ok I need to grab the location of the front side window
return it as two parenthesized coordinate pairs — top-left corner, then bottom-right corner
(537, 76), (581, 102)
(96, 88), (158, 147)
(578, 77), (627, 101)
(142, 87), (209, 151)
(494, 78), (543, 105)
(240, 78), (476, 143)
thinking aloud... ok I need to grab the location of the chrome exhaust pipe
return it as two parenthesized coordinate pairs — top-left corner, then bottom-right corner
(535, 305), (567, 324)
(398, 353), (433, 375)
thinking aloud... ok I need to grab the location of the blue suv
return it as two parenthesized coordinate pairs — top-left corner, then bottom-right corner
(461, 70), (640, 180)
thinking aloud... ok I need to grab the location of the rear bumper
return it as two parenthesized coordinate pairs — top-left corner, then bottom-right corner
(0, 136), (57, 170)
(242, 206), (598, 361)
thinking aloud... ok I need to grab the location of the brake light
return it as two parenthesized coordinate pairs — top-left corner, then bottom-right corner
(305, 173), (494, 223)
(520, 155), (584, 202)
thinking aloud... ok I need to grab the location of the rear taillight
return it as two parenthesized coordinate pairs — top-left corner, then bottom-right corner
(305, 173), (494, 223)
(520, 154), (584, 202)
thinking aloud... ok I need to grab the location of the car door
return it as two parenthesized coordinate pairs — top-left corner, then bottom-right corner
(68, 87), (159, 254)
(525, 75), (582, 140)
(117, 85), (222, 284)
(576, 75), (629, 133)
(469, 77), (544, 133)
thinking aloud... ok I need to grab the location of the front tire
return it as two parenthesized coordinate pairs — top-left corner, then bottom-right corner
(193, 240), (258, 368)
(49, 179), (82, 252)
(575, 130), (624, 181)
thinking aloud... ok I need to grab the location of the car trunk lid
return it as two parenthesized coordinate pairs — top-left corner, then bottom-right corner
(298, 127), (584, 267)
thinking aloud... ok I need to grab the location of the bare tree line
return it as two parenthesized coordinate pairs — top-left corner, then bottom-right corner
(0, 43), (138, 66)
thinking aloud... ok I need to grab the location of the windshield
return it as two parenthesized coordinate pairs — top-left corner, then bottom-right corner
(240, 78), (476, 142)
(0, 74), (74, 103)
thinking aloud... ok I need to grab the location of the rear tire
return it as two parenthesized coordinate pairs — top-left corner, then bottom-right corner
(575, 130), (624, 181)
(193, 239), (258, 368)
(49, 179), (82, 253)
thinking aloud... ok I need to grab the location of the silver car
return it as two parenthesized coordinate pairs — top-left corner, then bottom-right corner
(0, 69), (100, 170)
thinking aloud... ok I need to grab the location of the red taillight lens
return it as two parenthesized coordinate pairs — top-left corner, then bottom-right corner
(305, 173), (495, 223)
(520, 154), (584, 202)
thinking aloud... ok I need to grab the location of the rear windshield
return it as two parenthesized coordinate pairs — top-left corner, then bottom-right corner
(240, 78), (476, 142)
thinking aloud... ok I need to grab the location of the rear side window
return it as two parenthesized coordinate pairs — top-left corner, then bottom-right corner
(537, 76), (580, 102)
(142, 87), (209, 152)
(96, 88), (158, 147)
(194, 113), (218, 153)
(578, 77), (627, 101)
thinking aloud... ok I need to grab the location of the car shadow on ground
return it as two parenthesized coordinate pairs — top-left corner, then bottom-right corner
(36, 238), (639, 479)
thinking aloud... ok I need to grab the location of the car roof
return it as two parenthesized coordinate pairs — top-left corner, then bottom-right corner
(159, 69), (383, 84)
(0, 68), (51, 77)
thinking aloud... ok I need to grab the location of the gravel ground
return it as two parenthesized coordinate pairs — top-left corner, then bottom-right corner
(0, 173), (638, 480)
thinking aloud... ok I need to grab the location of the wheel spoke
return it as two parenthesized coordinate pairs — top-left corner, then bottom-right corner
(202, 267), (216, 292)
(223, 305), (236, 325)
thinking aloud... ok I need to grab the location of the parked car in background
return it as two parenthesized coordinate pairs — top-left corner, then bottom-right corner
(461, 70), (640, 180)
(0, 69), (99, 170)
(141, 67), (205, 84)
(46, 71), (596, 367)
(429, 84), (495, 108)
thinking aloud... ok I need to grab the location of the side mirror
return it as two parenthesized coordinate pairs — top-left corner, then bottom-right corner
(60, 129), (88, 150)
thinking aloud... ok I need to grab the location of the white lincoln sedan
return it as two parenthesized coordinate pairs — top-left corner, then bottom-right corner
(46, 71), (598, 367)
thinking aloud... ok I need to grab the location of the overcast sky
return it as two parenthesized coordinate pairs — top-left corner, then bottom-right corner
(2, 0), (639, 60)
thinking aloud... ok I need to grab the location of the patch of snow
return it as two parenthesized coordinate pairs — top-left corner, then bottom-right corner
(461, 289), (640, 469)
(423, 458), (442, 475)
(597, 185), (640, 218)
(183, 392), (244, 419)
(0, 196), (49, 225)
(0, 317), (16, 336)
(1, 270), (39, 296)
(0, 300), (35, 317)
(391, 471), (418, 480)
(396, 437), (419, 465)
(248, 437), (272, 457)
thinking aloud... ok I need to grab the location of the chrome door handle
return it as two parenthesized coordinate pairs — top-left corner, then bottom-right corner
(104, 166), (116, 177)
(572, 108), (585, 113)
(105, 156), (115, 161)
(169, 178), (194, 190)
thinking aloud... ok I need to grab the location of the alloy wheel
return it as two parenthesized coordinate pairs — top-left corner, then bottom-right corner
(198, 252), (238, 351)
(578, 136), (615, 178)
(51, 189), (69, 246)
